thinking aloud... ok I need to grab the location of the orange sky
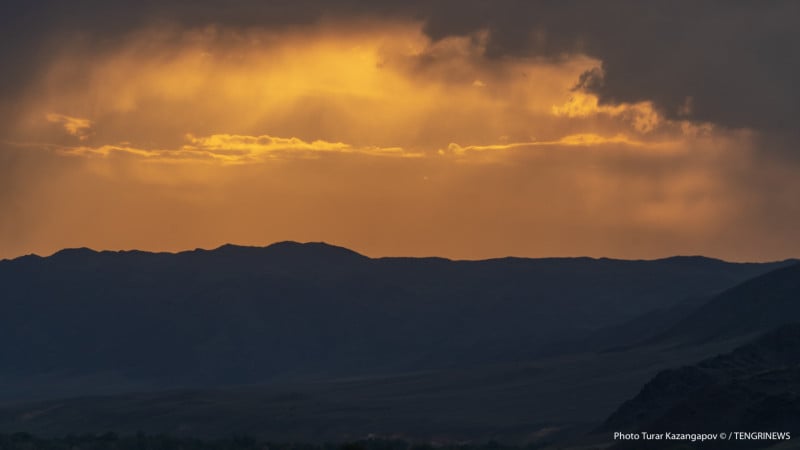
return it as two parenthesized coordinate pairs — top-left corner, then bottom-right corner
(1, 20), (798, 261)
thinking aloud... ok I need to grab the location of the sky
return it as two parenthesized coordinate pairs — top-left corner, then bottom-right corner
(1, 1), (799, 261)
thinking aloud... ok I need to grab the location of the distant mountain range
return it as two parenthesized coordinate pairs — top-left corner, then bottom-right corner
(0, 242), (798, 445)
(0, 242), (792, 402)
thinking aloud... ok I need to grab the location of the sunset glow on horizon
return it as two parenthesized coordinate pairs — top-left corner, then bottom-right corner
(2, 3), (799, 262)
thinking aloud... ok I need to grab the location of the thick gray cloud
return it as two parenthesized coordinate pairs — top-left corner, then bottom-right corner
(3, 0), (798, 135)
(424, 1), (800, 133)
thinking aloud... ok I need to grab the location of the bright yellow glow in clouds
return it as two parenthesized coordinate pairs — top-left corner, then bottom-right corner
(3, 20), (796, 261)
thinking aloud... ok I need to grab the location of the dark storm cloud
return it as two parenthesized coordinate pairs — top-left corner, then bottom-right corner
(2, 0), (798, 135)
(424, 1), (800, 133)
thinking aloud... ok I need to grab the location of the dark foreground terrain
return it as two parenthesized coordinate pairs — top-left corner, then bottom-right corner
(0, 434), (536, 450)
(589, 323), (800, 449)
(1, 242), (799, 448)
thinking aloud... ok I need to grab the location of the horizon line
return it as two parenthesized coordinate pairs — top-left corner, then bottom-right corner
(2, 240), (798, 265)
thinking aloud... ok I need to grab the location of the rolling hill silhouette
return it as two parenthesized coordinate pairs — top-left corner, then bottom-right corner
(0, 244), (798, 443)
(0, 242), (791, 402)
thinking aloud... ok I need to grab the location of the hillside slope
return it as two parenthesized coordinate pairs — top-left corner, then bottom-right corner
(651, 263), (800, 346)
(599, 324), (800, 449)
(0, 242), (791, 401)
